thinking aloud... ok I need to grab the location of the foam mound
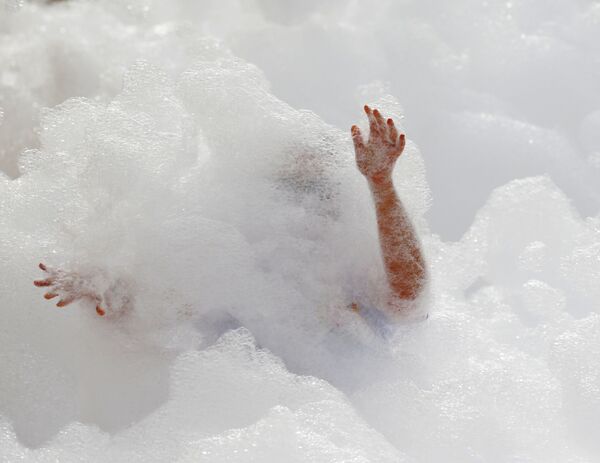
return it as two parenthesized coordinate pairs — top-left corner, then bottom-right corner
(0, 1), (598, 462)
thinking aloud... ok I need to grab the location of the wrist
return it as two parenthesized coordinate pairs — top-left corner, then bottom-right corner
(368, 176), (394, 192)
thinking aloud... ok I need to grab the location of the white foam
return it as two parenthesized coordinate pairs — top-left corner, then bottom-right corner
(0, 1), (599, 462)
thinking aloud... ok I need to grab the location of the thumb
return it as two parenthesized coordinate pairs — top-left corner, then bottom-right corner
(351, 125), (365, 152)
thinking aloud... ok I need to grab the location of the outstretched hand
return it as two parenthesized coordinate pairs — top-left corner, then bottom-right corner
(351, 105), (406, 185)
(34, 263), (106, 316)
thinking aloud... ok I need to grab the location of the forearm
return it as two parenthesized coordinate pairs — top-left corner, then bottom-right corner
(351, 105), (427, 311)
(369, 178), (426, 302)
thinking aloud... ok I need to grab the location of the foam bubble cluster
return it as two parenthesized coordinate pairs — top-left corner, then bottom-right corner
(0, 1), (598, 462)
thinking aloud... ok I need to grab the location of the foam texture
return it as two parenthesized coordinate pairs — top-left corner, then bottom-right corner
(0, 1), (598, 462)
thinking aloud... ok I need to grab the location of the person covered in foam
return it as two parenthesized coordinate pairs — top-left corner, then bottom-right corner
(34, 105), (428, 330)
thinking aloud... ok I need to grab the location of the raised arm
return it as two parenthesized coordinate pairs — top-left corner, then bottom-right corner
(34, 263), (131, 317)
(351, 105), (427, 316)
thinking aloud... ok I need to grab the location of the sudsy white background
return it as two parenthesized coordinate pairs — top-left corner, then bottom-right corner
(0, 1), (599, 462)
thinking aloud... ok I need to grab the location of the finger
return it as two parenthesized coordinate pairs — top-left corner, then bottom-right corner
(56, 296), (76, 307)
(373, 109), (386, 132)
(364, 105), (379, 137)
(34, 278), (53, 287)
(351, 125), (365, 151)
(44, 292), (59, 300)
(397, 133), (406, 154)
(95, 305), (106, 317)
(39, 262), (48, 272)
(387, 118), (398, 144)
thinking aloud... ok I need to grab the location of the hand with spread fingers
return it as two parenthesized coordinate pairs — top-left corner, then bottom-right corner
(34, 263), (106, 316)
(351, 105), (406, 185)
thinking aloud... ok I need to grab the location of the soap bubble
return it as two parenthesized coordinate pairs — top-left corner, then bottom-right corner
(0, 1), (599, 462)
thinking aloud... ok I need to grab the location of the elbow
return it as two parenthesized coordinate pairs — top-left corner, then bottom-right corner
(388, 259), (428, 302)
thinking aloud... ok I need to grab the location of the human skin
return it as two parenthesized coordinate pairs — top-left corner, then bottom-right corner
(34, 263), (107, 316)
(351, 105), (427, 315)
(34, 106), (426, 320)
